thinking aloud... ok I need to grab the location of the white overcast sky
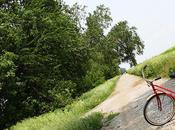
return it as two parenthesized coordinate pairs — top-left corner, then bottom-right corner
(64, 0), (175, 68)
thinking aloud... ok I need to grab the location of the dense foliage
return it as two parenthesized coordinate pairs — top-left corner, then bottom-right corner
(10, 76), (119, 130)
(0, 0), (144, 129)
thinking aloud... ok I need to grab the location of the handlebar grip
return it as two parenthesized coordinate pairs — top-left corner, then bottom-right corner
(154, 77), (161, 81)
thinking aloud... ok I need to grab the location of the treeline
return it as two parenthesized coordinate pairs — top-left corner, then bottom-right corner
(0, 0), (144, 129)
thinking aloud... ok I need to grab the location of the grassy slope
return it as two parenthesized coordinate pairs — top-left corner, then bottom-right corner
(128, 46), (175, 78)
(9, 76), (119, 130)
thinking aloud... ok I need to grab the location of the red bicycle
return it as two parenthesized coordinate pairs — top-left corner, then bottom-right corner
(142, 65), (175, 126)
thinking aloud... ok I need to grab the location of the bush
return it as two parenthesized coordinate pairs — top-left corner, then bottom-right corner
(64, 112), (103, 130)
(84, 61), (105, 89)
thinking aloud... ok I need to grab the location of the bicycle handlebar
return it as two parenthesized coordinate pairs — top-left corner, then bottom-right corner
(142, 65), (147, 81)
(154, 77), (161, 81)
(141, 65), (161, 85)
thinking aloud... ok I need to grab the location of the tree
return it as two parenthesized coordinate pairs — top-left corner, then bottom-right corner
(107, 21), (144, 66)
(0, 0), (89, 128)
(85, 4), (112, 47)
(82, 5), (118, 85)
(0, 1), (144, 129)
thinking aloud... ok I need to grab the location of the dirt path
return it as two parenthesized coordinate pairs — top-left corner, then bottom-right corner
(88, 74), (175, 130)
(89, 74), (166, 114)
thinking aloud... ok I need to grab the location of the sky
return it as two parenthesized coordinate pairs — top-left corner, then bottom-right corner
(64, 0), (175, 68)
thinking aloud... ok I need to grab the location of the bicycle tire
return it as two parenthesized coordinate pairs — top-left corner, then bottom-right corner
(143, 93), (175, 126)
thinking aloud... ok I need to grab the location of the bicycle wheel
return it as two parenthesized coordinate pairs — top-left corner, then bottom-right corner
(144, 93), (175, 126)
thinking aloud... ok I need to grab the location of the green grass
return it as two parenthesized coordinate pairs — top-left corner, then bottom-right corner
(9, 76), (119, 130)
(102, 112), (119, 128)
(127, 46), (175, 78)
(106, 112), (119, 122)
(65, 112), (103, 130)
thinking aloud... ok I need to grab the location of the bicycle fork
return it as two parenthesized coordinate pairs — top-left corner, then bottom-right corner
(156, 95), (163, 111)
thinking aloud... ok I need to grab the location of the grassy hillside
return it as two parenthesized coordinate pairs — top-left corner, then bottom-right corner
(9, 76), (119, 130)
(128, 46), (175, 78)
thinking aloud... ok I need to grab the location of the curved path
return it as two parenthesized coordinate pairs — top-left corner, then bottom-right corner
(89, 74), (175, 130)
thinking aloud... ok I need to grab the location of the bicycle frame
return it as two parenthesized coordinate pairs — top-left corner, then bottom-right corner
(151, 83), (175, 99)
(142, 65), (175, 125)
(142, 65), (175, 99)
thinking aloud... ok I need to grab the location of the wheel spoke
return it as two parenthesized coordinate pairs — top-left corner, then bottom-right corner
(144, 93), (175, 126)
